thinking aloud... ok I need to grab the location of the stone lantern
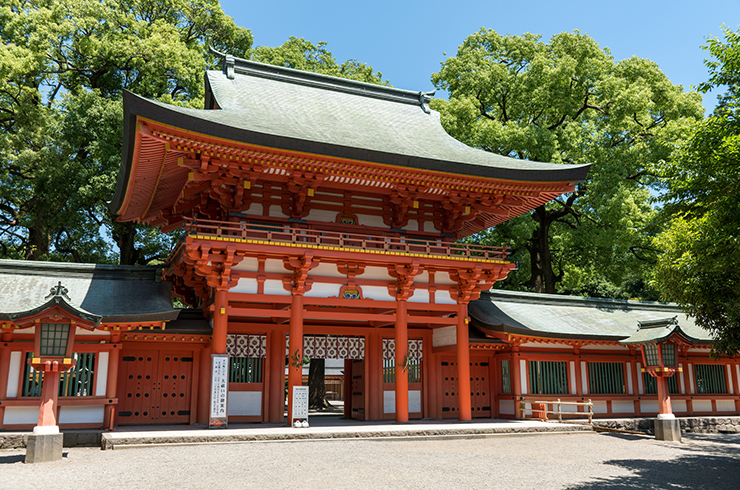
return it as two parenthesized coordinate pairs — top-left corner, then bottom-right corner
(5, 282), (101, 463)
(620, 317), (694, 442)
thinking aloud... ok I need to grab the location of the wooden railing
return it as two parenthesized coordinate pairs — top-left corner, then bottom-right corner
(520, 398), (594, 424)
(183, 218), (509, 261)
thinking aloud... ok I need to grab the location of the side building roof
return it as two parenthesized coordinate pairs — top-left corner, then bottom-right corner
(469, 289), (712, 344)
(0, 259), (180, 325)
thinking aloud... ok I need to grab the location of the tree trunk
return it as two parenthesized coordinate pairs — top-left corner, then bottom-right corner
(526, 206), (559, 294)
(26, 220), (49, 260)
(308, 358), (332, 410)
(114, 221), (140, 265)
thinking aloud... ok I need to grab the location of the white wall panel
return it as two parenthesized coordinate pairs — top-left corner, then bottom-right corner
(6, 351), (21, 398)
(228, 392), (262, 416)
(95, 352), (109, 397)
(231, 277), (259, 294)
(692, 399), (712, 412)
(362, 286), (394, 301)
(304, 282), (341, 298)
(59, 406), (104, 424)
(263, 279), (290, 296)
(611, 400), (635, 413)
(3, 406), (38, 425)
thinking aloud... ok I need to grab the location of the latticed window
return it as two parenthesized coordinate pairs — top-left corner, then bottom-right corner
(643, 372), (679, 394)
(39, 323), (70, 356)
(23, 352), (96, 397)
(661, 343), (677, 366)
(501, 360), (512, 394)
(694, 364), (727, 394)
(383, 359), (421, 383)
(643, 344), (660, 366)
(229, 357), (264, 383)
(528, 361), (568, 395)
(588, 362), (625, 394)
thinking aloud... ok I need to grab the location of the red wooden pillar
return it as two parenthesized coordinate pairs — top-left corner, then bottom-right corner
(103, 338), (121, 429)
(0, 341), (10, 427)
(366, 330), (381, 420)
(395, 299), (409, 423)
(343, 358), (353, 419)
(197, 344), (212, 424)
(37, 370), (61, 430)
(511, 345), (522, 419)
(657, 376), (673, 416)
(456, 302), (472, 421)
(268, 330), (286, 423)
(287, 292), (304, 425)
(212, 288), (229, 355)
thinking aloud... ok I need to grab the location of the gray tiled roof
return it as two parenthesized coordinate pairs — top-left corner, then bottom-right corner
(0, 260), (179, 324)
(118, 57), (590, 184)
(469, 289), (712, 343)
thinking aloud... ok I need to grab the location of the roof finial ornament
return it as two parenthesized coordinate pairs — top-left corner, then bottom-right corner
(46, 281), (71, 302)
(418, 90), (436, 114)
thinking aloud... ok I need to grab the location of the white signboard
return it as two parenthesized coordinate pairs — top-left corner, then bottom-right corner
(210, 354), (229, 427)
(292, 386), (309, 422)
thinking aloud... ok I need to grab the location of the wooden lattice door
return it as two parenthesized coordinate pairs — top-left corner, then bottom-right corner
(118, 349), (193, 424)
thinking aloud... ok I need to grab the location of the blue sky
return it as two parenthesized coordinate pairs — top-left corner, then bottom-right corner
(220, 0), (739, 112)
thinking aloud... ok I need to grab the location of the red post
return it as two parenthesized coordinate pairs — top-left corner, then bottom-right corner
(104, 342), (121, 429)
(287, 293), (304, 425)
(657, 376), (673, 416)
(0, 343), (10, 427)
(212, 288), (229, 355)
(37, 370), (61, 429)
(456, 303), (472, 421)
(268, 330), (286, 423)
(395, 299), (409, 423)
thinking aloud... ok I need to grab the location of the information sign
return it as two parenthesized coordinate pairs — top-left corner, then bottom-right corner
(209, 354), (229, 428)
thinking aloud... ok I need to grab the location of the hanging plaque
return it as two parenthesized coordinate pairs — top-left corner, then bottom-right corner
(209, 354), (229, 428)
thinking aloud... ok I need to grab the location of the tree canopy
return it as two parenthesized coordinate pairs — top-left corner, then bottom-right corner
(0, 1), (384, 265)
(431, 29), (704, 298)
(653, 26), (740, 355)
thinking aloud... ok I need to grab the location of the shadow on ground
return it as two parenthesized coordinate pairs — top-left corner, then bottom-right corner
(567, 433), (740, 490)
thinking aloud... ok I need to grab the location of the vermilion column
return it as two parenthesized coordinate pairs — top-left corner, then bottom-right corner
(36, 370), (61, 430)
(104, 341), (121, 429)
(212, 288), (229, 355)
(287, 293), (304, 425)
(0, 343), (11, 428)
(657, 376), (673, 416)
(395, 299), (409, 423)
(268, 330), (286, 422)
(456, 302), (472, 421)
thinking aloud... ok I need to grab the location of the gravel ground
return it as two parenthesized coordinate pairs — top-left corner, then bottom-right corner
(1, 432), (739, 489)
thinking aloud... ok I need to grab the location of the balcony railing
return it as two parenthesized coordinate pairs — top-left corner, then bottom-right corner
(182, 218), (509, 262)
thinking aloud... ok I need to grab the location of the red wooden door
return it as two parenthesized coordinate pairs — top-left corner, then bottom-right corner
(441, 358), (491, 418)
(350, 360), (365, 420)
(118, 349), (193, 424)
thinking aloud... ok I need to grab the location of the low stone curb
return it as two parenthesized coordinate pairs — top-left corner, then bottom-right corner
(100, 424), (591, 450)
(592, 416), (740, 434)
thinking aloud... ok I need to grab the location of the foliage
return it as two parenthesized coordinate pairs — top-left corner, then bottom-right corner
(653, 26), (740, 354)
(0, 0), (252, 263)
(433, 29), (703, 297)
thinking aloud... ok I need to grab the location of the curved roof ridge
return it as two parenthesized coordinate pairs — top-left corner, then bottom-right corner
(482, 289), (680, 311)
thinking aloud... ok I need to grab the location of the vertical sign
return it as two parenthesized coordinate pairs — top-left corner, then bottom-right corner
(210, 354), (229, 428)
(292, 385), (309, 425)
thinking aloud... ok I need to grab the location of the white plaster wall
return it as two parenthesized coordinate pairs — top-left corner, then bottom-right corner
(241, 202), (262, 215)
(727, 365), (734, 394)
(304, 282), (341, 298)
(361, 266), (393, 281)
(626, 362), (633, 395)
(637, 363), (644, 394)
(611, 400), (635, 413)
(232, 257), (260, 272)
(692, 400), (712, 412)
(265, 259), (289, 274)
(414, 271), (429, 284)
(306, 208), (339, 223)
(433, 326), (456, 347)
(520, 360), (528, 395)
(640, 400), (659, 413)
(434, 290), (457, 305)
(231, 277), (259, 294)
(3, 406), (38, 425)
(435, 272), (457, 285)
(355, 214), (386, 228)
(499, 400), (515, 415)
(671, 399), (687, 413)
(679, 364), (686, 394)
(228, 392), (262, 416)
(716, 400), (736, 412)
(362, 286), (394, 302)
(75, 328), (103, 336)
(59, 406), (104, 424)
(592, 401), (608, 414)
(409, 391), (422, 413)
(581, 362), (588, 395)
(688, 364), (695, 394)
(569, 361), (577, 395)
(6, 351), (21, 398)
(423, 221), (437, 233)
(383, 390), (422, 414)
(263, 279), (290, 296)
(408, 289), (430, 303)
(95, 352), (109, 397)
(309, 263), (345, 279)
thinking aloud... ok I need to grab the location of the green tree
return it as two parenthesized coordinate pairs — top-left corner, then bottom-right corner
(432, 29), (703, 297)
(0, 0), (252, 263)
(653, 27), (740, 355)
